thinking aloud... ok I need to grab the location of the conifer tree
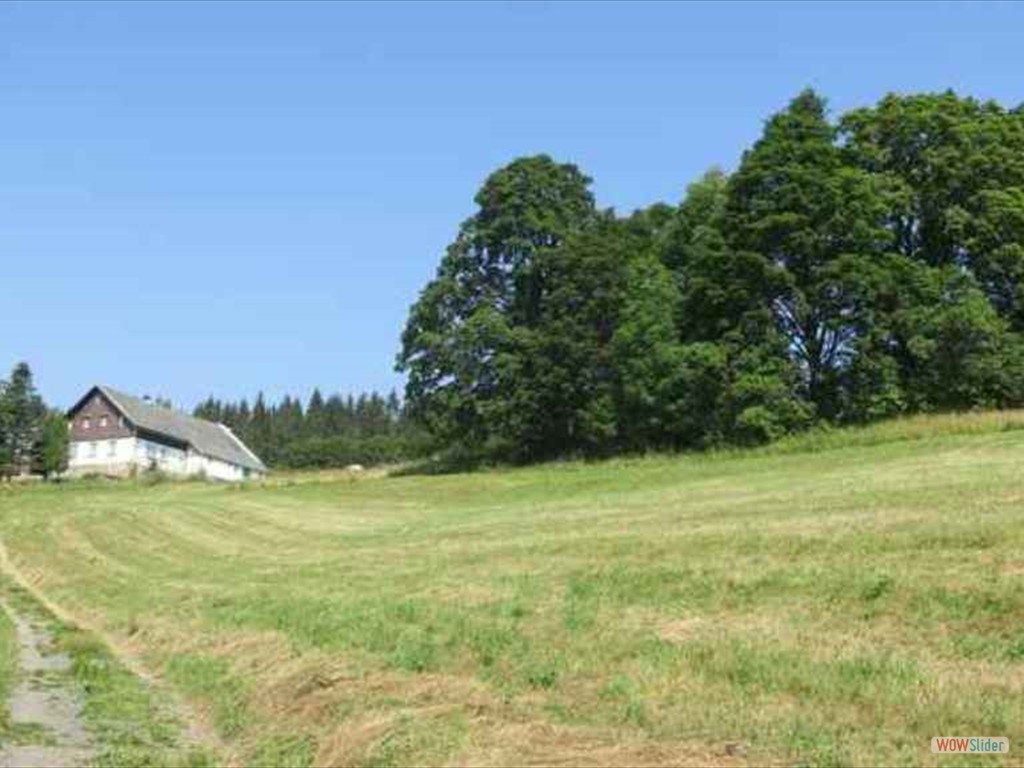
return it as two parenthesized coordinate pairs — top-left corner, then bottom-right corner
(306, 389), (326, 438)
(0, 363), (46, 476)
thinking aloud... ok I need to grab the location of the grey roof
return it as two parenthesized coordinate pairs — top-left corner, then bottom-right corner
(91, 385), (266, 472)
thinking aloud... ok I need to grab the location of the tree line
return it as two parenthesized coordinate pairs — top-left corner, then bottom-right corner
(398, 90), (1024, 463)
(193, 389), (432, 468)
(0, 362), (68, 479)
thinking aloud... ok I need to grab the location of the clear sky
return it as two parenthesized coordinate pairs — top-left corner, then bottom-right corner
(3, 1), (1023, 409)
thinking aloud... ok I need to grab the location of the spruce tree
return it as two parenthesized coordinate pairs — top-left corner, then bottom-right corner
(0, 363), (46, 476)
(306, 389), (326, 438)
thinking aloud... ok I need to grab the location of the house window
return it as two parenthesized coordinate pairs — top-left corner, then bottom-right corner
(87, 442), (97, 458)
(108, 440), (116, 457)
(82, 417), (91, 430)
(118, 416), (125, 428)
(99, 415), (108, 428)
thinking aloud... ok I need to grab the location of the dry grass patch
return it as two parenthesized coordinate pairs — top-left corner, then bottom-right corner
(455, 720), (751, 768)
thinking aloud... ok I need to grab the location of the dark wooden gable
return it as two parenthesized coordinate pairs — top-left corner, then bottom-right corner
(67, 388), (134, 442)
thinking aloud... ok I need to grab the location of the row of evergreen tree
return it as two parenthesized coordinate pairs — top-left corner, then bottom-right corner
(193, 389), (432, 468)
(0, 363), (68, 479)
(398, 90), (1024, 462)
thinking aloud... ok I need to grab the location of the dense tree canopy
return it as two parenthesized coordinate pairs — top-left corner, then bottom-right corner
(400, 90), (1024, 462)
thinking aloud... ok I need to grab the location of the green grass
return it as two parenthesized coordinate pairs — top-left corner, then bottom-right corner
(1, 410), (1023, 765)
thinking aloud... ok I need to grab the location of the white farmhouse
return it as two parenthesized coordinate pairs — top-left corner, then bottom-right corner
(66, 385), (266, 481)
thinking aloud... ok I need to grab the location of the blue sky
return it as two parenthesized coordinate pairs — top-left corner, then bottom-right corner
(3, 1), (1023, 409)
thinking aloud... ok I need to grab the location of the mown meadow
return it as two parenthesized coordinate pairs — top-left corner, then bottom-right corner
(1, 412), (1023, 766)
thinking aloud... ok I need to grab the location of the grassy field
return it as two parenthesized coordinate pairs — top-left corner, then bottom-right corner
(0, 411), (1023, 766)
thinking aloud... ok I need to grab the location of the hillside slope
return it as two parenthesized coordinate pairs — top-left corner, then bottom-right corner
(1, 412), (1023, 766)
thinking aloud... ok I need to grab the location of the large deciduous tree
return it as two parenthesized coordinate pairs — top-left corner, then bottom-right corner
(397, 155), (597, 459)
(841, 92), (1024, 327)
(723, 89), (902, 419)
(511, 215), (631, 458)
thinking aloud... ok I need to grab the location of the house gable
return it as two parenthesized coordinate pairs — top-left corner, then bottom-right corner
(67, 388), (134, 442)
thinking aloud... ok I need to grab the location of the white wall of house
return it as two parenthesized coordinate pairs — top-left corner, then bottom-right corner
(68, 436), (138, 475)
(136, 437), (188, 474)
(68, 437), (257, 481)
(185, 450), (249, 481)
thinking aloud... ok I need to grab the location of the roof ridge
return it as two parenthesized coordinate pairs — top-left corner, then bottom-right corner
(101, 385), (204, 423)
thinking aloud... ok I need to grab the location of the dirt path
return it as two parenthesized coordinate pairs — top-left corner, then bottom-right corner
(0, 599), (92, 768)
(0, 539), (227, 766)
